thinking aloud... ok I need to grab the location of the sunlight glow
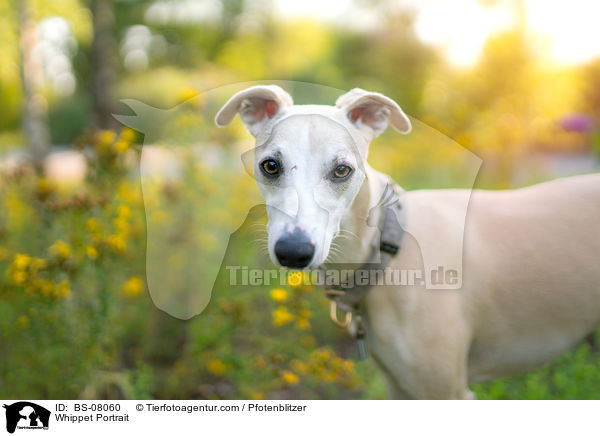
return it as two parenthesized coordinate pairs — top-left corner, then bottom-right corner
(275, 0), (600, 68)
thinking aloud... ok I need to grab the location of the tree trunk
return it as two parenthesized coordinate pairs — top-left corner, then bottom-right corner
(18, 0), (50, 172)
(91, 0), (116, 130)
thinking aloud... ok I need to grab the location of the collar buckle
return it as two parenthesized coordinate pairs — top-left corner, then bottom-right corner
(329, 300), (352, 327)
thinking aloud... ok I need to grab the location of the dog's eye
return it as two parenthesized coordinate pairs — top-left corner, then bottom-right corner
(333, 165), (352, 180)
(260, 159), (280, 176)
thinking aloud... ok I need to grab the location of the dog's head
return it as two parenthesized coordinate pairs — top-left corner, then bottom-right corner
(216, 85), (411, 269)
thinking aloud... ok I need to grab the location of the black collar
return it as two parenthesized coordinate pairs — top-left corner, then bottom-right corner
(321, 181), (406, 360)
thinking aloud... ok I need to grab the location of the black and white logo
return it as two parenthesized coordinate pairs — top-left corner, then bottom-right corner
(3, 402), (50, 434)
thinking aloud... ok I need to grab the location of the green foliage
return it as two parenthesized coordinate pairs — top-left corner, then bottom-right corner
(0, 130), (365, 399)
(475, 337), (600, 399)
(48, 93), (92, 144)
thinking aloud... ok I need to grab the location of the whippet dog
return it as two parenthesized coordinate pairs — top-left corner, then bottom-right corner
(215, 85), (600, 399)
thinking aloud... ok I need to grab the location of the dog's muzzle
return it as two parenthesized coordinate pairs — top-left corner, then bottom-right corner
(274, 229), (315, 268)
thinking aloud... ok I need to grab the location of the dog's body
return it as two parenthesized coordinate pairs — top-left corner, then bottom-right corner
(358, 170), (600, 399)
(216, 85), (600, 399)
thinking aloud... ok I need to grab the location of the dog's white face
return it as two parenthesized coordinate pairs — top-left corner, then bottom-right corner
(254, 115), (366, 268)
(216, 86), (411, 269)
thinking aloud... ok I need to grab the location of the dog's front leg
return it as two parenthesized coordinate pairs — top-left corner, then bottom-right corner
(373, 338), (474, 399)
(371, 352), (414, 399)
(365, 287), (475, 399)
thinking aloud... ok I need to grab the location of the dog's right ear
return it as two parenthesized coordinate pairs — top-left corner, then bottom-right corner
(215, 85), (293, 136)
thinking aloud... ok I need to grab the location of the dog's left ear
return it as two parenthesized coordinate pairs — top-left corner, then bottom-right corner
(336, 88), (411, 138)
(215, 85), (293, 136)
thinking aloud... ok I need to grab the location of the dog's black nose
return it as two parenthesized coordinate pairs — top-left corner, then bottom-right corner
(274, 230), (315, 268)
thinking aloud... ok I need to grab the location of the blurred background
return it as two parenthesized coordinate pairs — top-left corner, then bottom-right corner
(0, 0), (599, 399)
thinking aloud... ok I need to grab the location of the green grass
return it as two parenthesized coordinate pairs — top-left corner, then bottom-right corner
(473, 332), (600, 400)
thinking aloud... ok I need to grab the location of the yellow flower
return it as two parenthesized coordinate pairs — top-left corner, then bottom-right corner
(85, 218), (100, 233)
(36, 178), (55, 196)
(295, 317), (311, 330)
(117, 204), (131, 219)
(178, 86), (199, 102)
(113, 217), (129, 234)
(37, 279), (53, 297)
(121, 276), (144, 297)
(312, 348), (333, 363)
(250, 392), (265, 400)
(295, 309), (312, 330)
(290, 359), (309, 375)
(97, 129), (116, 145)
(120, 127), (136, 142)
(13, 253), (31, 270)
(206, 359), (227, 376)
(30, 257), (48, 271)
(340, 360), (355, 373)
(287, 271), (313, 290)
(286, 271), (304, 287)
(272, 306), (294, 326)
(106, 234), (127, 253)
(117, 181), (142, 205)
(17, 315), (29, 328)
(54, 280), (72, 299)
(282, 371), (299, 385)
(317, 369), (337, 383)
(11, 271), (26, 285)
(49, 240), (71, 260)
(269, 288), (288, 303)
(85, 245), (98, 260)
(114, 140), (130, 154)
